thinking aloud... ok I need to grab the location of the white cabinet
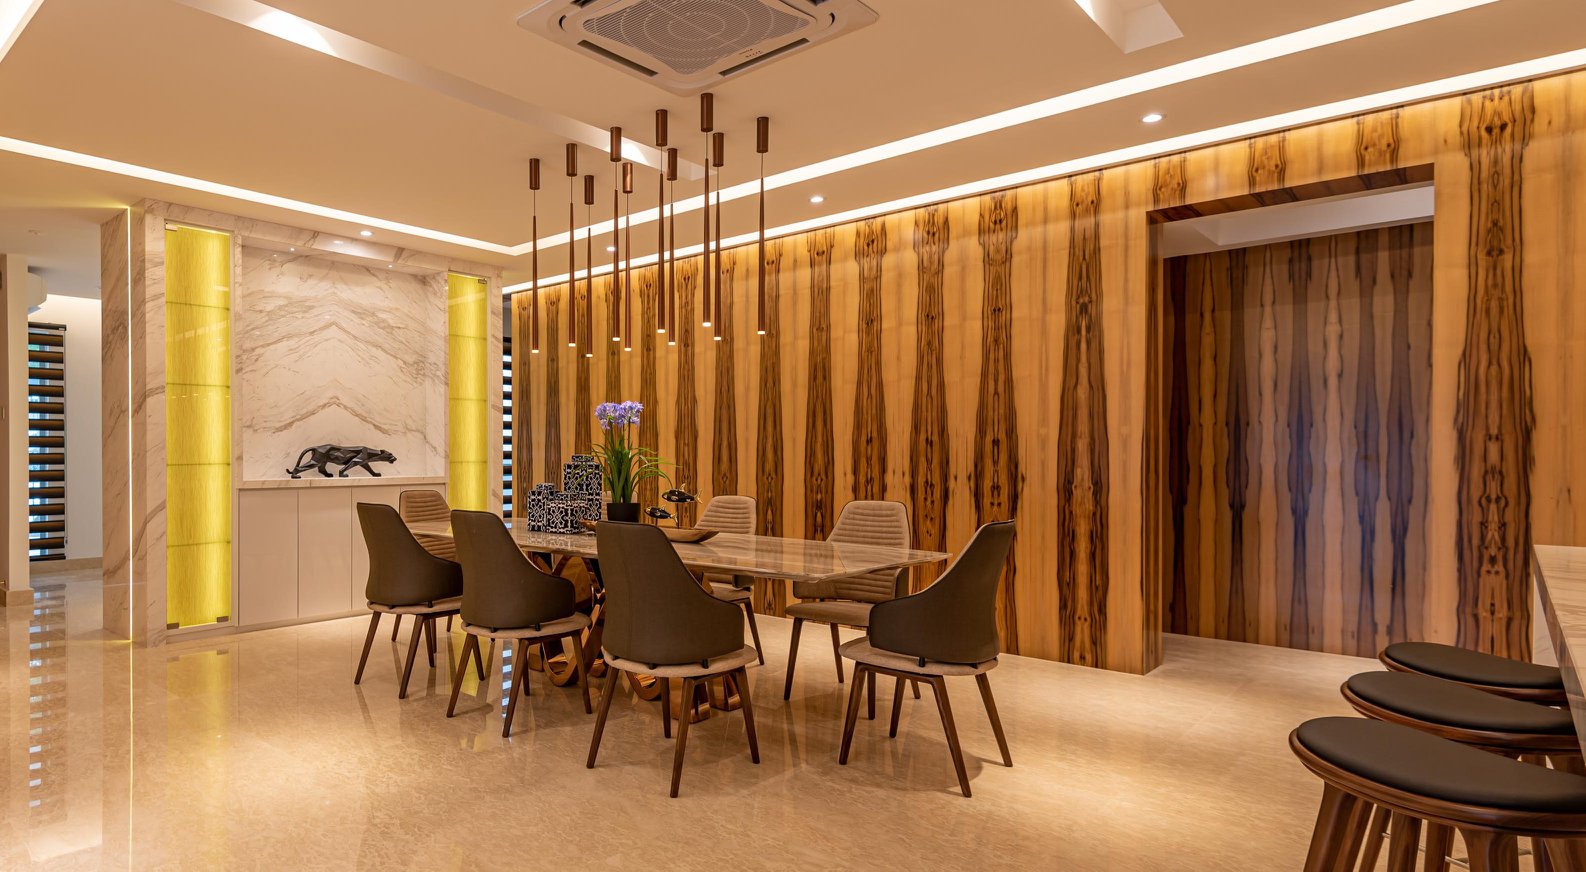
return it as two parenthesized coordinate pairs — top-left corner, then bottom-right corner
(236, 479), (446, 628)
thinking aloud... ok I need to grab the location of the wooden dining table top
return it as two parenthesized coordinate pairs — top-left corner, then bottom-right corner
(405, 520), (950, 584)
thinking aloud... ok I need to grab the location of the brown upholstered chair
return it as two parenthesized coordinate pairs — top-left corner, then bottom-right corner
(695, 495), (764, 664)
(353, 503), (464, 699)
(446, 510), (593, 736)
(393, 489), (456, 640)
(783, 500), (912, 701)
(837, 520), (1016, 798)
(586, 521), (760, 798)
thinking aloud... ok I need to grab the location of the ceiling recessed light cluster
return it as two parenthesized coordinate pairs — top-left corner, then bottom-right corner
(1141, 112), (1164, 123)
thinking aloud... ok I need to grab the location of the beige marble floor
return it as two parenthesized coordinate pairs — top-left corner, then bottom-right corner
(3, 567), (1397, 871)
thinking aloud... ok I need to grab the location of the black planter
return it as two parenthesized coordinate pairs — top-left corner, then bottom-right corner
(606, 502), (641, 522)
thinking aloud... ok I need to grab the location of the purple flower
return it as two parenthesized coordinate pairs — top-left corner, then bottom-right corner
(595, 400), (642, 429)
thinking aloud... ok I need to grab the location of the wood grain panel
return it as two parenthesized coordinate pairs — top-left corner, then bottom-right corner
(603, 276), (622, 402)
(713, 251), (740, 497)
(974, 192), (1022, 654)
(909, 206), (951, 591)
(511, 294), (531, 521)
(673, 260), (701, 526)
(852, 219), (889, 501)
(541, 288), (563, 485)
(1454, 85), (1535, 659)
(574, 276), (593, 455)
(804, 229), (837, 539)
(755, 241), (787, 614)
(637, 270), (660, 511)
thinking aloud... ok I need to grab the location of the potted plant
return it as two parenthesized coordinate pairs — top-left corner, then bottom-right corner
(592, 401), (671, 522)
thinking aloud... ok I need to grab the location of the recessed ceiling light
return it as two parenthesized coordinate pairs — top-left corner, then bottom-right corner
(359, 229), (373, 237)
(288, 246), (296, 252)
(1141, 112), (1164, 123)
(331, 239), (343, 245)
(606, 245), (616, 252)
(809, 195), (825, 204)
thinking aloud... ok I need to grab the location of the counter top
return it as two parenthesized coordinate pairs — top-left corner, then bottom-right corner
(239, 475), (446, 490)
(1530, 545), (1586, 754)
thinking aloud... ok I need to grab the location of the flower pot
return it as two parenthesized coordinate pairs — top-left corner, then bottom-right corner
(606, 501), (641, 523)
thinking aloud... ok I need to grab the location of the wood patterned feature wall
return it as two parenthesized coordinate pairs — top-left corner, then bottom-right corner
(713, 253), (739, 497)
(755, 241), (788, 614)
(638, 271), (660, 511)
(512, 72), (1586, 671)
(1165, 223), (1434, 657)
(540, 289), (563, 485)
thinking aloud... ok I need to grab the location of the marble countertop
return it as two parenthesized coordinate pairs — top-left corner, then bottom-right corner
(239, 475), (446, 490)
(1531, 545), (1586, 754)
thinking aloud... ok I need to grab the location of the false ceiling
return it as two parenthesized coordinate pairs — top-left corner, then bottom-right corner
(0, 0), (1583, 293)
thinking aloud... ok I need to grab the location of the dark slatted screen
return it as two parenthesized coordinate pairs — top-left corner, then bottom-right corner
(502, 335), (513, 517)
(27, 322), (67, 561)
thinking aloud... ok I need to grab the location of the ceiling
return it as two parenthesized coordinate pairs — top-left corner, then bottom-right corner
(1, 0), (1583, 296)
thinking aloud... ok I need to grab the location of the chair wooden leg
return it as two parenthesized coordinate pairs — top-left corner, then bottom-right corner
(830, 623), (845, 684)
(867, 669), (876, 720)
(1460, 829), (1519, 872)
(838, 665), (867, 765)
(471, 633), (486, 679)
(424, 617), (437, 669)
(1303, 785), (1363, 872)
(743, 604), (765, 665)
(660, 677), (673, 738)
(1545, 839), (1586, 870)
(1536, 837), (1556, 872)
(736, 667), (760, 764)
(783, 618), (803, 700)
(570, 634), (593, 715)
(503, 640), (529, 738)
(1356, 805), (1390, 872)
(446, 634), (477, 717)
(911, 679), (921, 699)
(929, 676), (971, 798)
(670, 677), (697, 798)
(398, 615), (425, 699)
(354, 612), (381, 684)
(975, 673), (1012, 767)
(586, 666), (621, 769)
(446, 615), (453, 632)
(1386, 812), (1423, 872)
(889, 676), (906, 738)
(1422, 823), (1453, 872)
(391, 613), (402, 641)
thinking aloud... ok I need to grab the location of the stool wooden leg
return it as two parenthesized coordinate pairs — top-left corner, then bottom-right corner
(1460, 830), (1519, 872)
(1386, 813), (1423, 872)
(1544, 839), (1586, 870)
(867, 669), (876, 720)
(1356, 805), (1391, 871)
(660, 677), (672, 738)
(1422, 823), (1453, 872)
(783, 618), (803, 701)
(1336, 800), (1370, 869)
(1303, 785), (1363, 872)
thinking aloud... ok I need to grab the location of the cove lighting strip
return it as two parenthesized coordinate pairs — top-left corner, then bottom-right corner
(0, 0), (44, 63)
(502, 46), (1586, 294)
(0, 0), (1508, 259)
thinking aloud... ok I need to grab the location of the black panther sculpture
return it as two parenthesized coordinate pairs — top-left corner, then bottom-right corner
(286, 444), (397, 478)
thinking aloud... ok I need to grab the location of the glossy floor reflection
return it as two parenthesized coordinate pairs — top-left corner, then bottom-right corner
(4, 566), (1391, 871)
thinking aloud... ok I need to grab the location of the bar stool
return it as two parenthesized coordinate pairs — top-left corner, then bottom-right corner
(1291, 717), (1586, 871)
(1340, 670), (1582, 870)
(1381, 642), (1567, 704)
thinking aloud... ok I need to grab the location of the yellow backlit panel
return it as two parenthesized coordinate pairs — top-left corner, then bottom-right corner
(448, 273), (489, 512)
(165, 225), (232, 628)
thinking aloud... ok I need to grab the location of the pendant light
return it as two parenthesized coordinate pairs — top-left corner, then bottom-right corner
(622, 160), (634, 352)
(566, 143), (579, 351)
(583, 173), (595, 358)
(608, 126), (622, 345)
(666, 146), (679, 346)
(756, 117), (769, 336)
(712, 130), (724, 342)
(700, 92), (714, 329)
(655, 110), (669, 337)
(529, 157), (541, 353)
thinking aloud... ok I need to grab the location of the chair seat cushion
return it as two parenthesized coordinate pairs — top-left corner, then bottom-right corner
(1383, 642), (1564, 691)
(708, 582), (753, 603)
(1346, 671), (1577, 736)
(461, 613), (590, 640)
(785, 600), (873, 627)
(369, 597), (462, 615)
(602, 646), (759, 678)
(1295, 717), (1586, 813)
(838, 637), (996, 677)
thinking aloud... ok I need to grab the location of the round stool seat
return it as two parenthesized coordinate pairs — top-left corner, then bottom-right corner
(1345, 671), (1576, 738)
(1382, 642), (1564, 699)
(1295, 717), (1586, 814)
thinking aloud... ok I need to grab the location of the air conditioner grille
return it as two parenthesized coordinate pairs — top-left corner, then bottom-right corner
(584, 0), (812, 75)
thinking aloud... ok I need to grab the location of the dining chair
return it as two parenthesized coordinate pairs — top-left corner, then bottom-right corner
(446, 510), (593, 737)
(586, 521), (761, 798)
(696, 495), (764, 665)
(836, 520), (1016, 798)
(395, 489), (456, 640)
(783, 500), (912, 703)
(353, 503), (464, 699)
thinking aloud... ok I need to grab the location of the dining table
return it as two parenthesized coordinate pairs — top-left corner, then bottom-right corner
(1531, 545), (1586, 754)
(406, 519), (950, 720)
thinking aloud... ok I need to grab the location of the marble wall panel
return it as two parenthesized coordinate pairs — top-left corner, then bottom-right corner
(235, 250), (445, 482)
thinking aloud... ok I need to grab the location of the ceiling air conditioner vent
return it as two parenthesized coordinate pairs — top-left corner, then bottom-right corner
(518, 0), (878, 94)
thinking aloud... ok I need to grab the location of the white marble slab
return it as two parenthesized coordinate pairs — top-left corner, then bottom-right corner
(235, 249), (445, 482)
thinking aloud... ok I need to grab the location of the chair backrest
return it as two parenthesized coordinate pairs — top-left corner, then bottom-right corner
(596, 521), (743, 665)
(400, 489), (457, 560)
(357, 502), (463, 607)
(450, 510), (576, 630)
(793, 500), (912, 603)
(695, 495), (756, 534)
(868, 520), (1017, 665)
